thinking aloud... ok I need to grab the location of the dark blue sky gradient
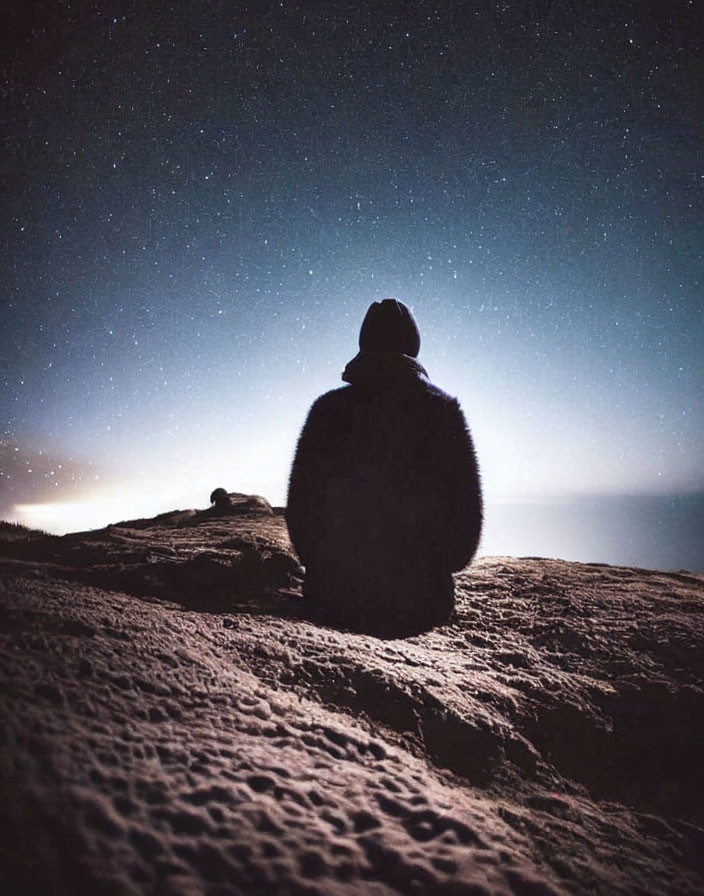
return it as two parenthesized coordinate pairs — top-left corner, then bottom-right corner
(1, 1), (702, 564)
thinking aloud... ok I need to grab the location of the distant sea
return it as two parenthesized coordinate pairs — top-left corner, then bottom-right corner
(479, 493), (704, 574)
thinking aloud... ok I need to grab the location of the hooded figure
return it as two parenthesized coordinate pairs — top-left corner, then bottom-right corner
(286, 299), (482, 638)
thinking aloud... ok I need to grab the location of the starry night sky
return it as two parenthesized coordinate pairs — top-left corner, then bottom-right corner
(2, 1), (703, 566)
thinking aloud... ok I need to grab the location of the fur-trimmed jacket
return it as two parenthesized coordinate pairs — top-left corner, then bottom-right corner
(286, 351), (483, 637)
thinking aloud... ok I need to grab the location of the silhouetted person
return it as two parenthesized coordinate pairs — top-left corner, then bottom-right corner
(287, 299), (482, 638)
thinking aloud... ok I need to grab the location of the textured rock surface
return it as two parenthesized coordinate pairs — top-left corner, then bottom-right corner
(1, 494), (703, 895)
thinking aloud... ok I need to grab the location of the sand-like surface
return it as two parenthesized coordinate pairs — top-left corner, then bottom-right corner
(1, 494), (703, 895)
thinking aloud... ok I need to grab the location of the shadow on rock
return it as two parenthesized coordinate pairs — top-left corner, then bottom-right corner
(86, 543), (304, 614)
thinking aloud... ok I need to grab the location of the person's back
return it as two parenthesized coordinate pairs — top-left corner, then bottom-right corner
(287, 300), (482, 638)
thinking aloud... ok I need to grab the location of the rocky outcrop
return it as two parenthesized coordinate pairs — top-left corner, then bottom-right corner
(1, 501), (703, 895)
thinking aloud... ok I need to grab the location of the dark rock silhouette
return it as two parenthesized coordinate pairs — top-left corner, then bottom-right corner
(1, 501), (703, 895)
(210, 486), (232, 509)
(198, 491), (273, 519)
(287, 299), (482, 638)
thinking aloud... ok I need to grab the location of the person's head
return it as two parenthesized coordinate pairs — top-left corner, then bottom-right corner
(358, 299), (420, 357)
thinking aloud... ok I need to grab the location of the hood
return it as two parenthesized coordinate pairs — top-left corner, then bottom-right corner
(341, 351), (429, 388)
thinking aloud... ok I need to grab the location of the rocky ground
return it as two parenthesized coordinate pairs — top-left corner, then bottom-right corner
(1, 493), (703, 895)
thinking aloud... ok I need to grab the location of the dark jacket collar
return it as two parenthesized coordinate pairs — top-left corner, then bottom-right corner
(341, 351), (429, 387)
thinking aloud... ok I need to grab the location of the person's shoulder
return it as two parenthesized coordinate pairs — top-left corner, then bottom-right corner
(307, 385), (352, 415)
(420, 378), (451, 399)
(417, 377), (461, 409)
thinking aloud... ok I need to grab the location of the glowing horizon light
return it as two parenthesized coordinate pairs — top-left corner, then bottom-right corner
(13, 487), (190, 535)
(13, 502), (108, 534)
(9, 459), (290, 536)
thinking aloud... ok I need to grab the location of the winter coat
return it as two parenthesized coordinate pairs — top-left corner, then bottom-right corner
(286, 350), (482, 637)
